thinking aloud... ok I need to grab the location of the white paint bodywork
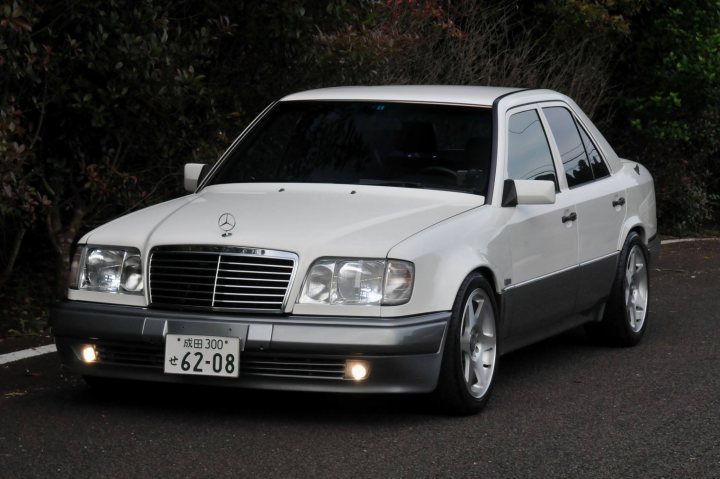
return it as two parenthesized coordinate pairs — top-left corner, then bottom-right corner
(512, 179), (556, 205)
(71, 86), (657, 324)
(183, 163), (206, 192)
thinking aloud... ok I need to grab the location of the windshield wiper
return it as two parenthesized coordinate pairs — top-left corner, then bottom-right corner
(357, 179), (425, 188)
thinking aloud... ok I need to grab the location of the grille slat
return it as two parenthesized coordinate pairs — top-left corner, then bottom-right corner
(152, 274), (217, 280)
(221, 261), (293, 269)
(215, 298), (282, 305)
(214, 284), (286, 290)
(150, 280), (214, 291)
(215, 276), (289, 284)
(152, 294), (215, 302)
(217, 269), (292, 276)
(151, 265), (219, 272)
(245, 360), (346, 369)
(243, 355), (346, 379)
(96, 343), (164, 368)
(212, 291), (285, 297)
(149, 246), (296, 313)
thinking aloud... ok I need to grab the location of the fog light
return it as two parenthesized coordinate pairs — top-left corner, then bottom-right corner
(345, 360), (370, 381)
(82, 345), (97, 363)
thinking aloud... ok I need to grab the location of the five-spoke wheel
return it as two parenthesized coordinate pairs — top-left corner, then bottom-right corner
(459, 288), (497, 399)
(586, 231), (650, 346)
(625, 244), (648, 333)
(434, 273), (498, 415)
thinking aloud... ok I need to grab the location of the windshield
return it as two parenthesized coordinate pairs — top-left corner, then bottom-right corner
(209, 101), (494, 195)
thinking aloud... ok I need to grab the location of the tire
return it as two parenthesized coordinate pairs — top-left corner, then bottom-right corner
(434, 273), (499, 415)
(586, 231), (650, 346)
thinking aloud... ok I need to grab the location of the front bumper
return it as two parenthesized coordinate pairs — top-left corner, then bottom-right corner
(50, 301), (450, 394)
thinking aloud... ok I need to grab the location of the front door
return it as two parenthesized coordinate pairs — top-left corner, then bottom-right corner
(501, 106), (580, 341)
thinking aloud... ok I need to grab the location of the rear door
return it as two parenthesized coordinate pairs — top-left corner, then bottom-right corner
(540, 104), (625, 312)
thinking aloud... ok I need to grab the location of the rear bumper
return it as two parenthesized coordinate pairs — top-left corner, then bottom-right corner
(50, 301), (449, 393)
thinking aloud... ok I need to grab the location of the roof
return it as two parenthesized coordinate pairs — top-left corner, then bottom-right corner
(280, 85), (522, 106)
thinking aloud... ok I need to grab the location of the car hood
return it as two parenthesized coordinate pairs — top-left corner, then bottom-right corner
(84, 183), (484, 259)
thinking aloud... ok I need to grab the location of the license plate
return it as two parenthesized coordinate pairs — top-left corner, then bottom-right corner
(164, 334), (240, 378)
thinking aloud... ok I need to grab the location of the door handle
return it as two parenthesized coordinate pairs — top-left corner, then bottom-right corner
(561, 212), (577, 223)
(612, 197), (626, 207)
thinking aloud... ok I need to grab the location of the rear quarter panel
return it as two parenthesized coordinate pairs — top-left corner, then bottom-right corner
(616, 161), (657, 248)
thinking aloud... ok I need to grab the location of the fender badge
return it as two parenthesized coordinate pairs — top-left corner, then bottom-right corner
(218, 213), (236, 237)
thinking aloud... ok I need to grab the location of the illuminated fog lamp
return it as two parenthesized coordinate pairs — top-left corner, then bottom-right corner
(81, 345), (98, 363)
(345, 360), (370, 381)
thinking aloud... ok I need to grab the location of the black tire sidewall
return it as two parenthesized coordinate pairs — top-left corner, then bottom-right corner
(435, 273), (499, 414)
(605, 232), (650, 345)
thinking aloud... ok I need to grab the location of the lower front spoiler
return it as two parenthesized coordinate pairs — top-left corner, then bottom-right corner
(51, 301), (450, 394)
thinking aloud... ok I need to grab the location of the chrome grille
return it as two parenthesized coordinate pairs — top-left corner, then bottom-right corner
(149, 246), (297, 313)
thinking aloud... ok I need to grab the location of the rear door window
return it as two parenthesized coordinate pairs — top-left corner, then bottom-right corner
(576, 121), (610, 180)
(542, 107), (594, 187)
(543, 106), (612, 187)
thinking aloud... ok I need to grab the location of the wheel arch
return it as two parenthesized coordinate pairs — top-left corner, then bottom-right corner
(629, 225), (646, 243)
(618, 216), (648, 250)
(466, 265), (506, 350)
(472, 266), (502, 312)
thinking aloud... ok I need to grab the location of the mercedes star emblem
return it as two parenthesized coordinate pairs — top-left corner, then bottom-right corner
(218, 213), (236, 237)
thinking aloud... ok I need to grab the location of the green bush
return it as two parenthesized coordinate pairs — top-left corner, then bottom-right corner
(620, 0), (720, 231)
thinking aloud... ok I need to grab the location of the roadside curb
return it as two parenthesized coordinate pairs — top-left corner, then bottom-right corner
(661, 237), (720, 245)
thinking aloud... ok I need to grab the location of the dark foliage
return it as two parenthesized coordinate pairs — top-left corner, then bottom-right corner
(0, 0), (718, 334)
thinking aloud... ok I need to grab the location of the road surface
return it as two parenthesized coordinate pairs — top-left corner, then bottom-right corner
(1, 241), (719, 478)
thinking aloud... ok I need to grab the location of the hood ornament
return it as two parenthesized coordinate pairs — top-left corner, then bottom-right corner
(218, 213), (236, 237)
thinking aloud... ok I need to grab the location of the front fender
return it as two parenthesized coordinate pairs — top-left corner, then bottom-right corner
(382, 207), (509, 318)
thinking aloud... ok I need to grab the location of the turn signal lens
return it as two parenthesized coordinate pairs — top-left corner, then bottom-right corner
(383, 260), (414, 305)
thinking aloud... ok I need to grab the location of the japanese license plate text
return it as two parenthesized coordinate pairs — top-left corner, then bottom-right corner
(164, 334), (240, 378)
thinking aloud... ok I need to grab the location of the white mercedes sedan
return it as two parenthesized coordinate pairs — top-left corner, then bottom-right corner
(51, 86), (658, 414)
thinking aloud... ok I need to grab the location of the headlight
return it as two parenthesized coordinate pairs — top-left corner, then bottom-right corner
(70, 246), (144, 294)
(298, 258), (414, 306)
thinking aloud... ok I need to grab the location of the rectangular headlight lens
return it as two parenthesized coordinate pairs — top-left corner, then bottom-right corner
(75, 246), (143, 294)
(298, 258), (413, 306)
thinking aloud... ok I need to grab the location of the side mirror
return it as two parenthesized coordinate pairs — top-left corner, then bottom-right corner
(183, 163), (210, 192)
(502, 179), (556, 207)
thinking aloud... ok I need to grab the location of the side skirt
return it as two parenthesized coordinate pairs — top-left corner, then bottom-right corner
(498, 252), (618, 355)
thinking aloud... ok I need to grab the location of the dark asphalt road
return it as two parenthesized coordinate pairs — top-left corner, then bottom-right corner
(1, 241), (719, 478)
